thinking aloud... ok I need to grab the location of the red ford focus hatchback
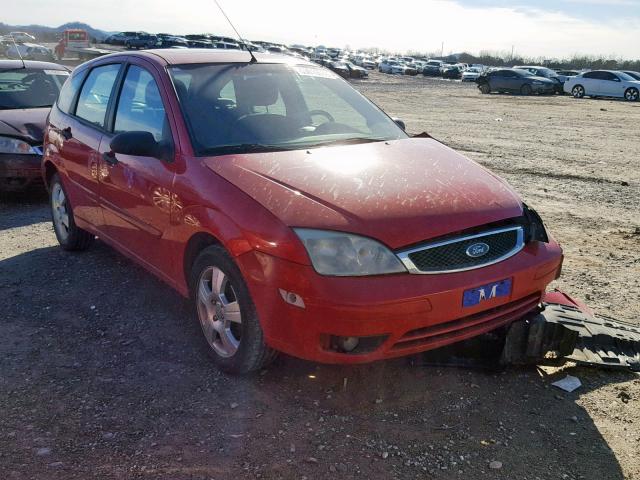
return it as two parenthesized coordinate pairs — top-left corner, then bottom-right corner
(42, 49), (563, 373)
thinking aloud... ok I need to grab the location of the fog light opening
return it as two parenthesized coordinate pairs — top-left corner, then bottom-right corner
(279, 289), (306, 308)
(328, 334), (389, 355)
(337, 336), (360, 353)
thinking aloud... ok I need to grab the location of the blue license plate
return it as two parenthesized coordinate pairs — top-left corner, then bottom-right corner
(463, 278), (512, 307)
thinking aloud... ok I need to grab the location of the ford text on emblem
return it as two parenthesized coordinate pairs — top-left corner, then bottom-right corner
(466, 242), (490, 258)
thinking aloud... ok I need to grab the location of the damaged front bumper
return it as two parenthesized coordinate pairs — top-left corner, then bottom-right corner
(0, 152), (43, 192)
(502, 290), (640, 371)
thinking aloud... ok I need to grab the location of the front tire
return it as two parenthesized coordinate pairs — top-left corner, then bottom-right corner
(572, 85), (585, 99)
(624, 87), (639, 102)
(50, 173), (95, 251)
(479, 83), (491, 94)
(190, 245), (277, 374)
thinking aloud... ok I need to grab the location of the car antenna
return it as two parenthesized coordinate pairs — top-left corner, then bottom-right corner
(9, 35), (27, 69)
(213, 0), (257, 63)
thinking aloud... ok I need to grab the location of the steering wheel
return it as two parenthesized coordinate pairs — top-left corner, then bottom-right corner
(308, 109), (335, 124)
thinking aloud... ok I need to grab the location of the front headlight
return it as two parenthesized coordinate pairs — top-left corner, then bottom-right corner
(294, 228), (407, 276)
(0, 136), (40, 154)
(522, 204), (549, 243)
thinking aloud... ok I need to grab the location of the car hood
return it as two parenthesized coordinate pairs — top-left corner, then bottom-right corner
(0, 107), (48, 144)
(204, 138), (523, 249)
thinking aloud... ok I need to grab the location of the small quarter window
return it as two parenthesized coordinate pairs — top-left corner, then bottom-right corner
(57, 69), (86, 114)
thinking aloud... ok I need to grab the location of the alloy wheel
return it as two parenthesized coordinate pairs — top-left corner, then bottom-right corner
(625, 88), (639, 102)
(51, 183), (70, 242)
(196, 266), (242, 358)
(572, 85), (585, 98)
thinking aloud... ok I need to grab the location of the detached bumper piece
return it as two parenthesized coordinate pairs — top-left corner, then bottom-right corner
(502, 293), (640, 371)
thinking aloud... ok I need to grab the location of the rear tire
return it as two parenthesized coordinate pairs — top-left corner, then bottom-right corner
(572, 85), (585, 99)
(190, 245), (277, 374)
(521, 84), (533, 96)
(624, 87), (639, 102)
(50, 173), (95, 251)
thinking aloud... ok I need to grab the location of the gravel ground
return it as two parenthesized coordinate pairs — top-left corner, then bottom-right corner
(0, 72), (638, 479)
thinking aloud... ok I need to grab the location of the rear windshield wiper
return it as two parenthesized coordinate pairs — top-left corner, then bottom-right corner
(198, 143), (293, 156)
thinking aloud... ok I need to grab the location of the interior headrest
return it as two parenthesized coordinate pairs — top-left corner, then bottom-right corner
(236, 75), (279, 108)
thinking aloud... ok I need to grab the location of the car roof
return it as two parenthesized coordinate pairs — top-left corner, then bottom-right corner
(97, 49), (314, 67)
(0, 59), (69, 71)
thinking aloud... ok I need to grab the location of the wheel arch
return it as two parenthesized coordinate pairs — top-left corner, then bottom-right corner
(183, 231), (224, 292)
(43, 160), (58, 190)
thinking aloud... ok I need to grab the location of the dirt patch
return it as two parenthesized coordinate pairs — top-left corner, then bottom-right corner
(1, 73), (638, 479)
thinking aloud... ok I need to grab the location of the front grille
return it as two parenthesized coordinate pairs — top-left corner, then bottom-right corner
(398, 226), (524, 274)
(392, 293), (541, 352)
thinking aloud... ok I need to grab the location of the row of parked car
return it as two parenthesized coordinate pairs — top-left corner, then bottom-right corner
(104, 31), (248, 50)
(475, 67), (640, 101)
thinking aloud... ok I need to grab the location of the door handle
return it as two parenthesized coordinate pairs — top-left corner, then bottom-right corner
(61, 127), (72, 140)
(102, 151), (119, 166)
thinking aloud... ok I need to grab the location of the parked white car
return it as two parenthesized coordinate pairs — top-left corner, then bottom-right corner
(360, 58), (376, 69)
(6, 43), (54, 61)
(9, 32), (36, 43)
(461, 66), (484, 82)
(379, 59), (406, 74)
(564, 70), (640, 101)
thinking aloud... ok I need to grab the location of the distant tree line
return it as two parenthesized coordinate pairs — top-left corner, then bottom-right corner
(405, 49), (640, 71)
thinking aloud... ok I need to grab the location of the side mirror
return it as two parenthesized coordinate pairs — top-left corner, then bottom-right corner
(392, 117), (406, 131)
(110, 131), (163, 158)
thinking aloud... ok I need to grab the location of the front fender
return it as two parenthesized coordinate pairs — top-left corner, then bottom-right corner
(166, 203), (309, 296)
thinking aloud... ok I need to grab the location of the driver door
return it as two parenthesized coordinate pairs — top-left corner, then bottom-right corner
(97, 60), (179, 281)
(490, 71), (508, 91)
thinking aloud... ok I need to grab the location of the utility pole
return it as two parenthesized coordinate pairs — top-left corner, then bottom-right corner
(441, 41), (444, 59)
(511, 45), (514, 60)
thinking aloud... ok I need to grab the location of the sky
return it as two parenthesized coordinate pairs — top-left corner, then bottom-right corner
(5, 0), (640, 58)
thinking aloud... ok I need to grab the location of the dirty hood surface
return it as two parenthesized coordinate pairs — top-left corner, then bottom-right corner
(0, 108), (48, 144)
(204, 138), (523, 249)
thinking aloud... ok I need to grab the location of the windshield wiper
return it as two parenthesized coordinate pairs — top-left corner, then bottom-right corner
(0, 104), (53, 110)
(199, 143), (293, 156)
(304, 137), (387, 148)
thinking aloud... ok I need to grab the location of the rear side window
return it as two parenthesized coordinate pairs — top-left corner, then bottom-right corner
(113, 65), (168, 142)
(75, 64), (121, 128)
(57, 70), (87, 114)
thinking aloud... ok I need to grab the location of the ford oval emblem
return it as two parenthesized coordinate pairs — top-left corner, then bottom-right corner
(466, 242), (490, 258)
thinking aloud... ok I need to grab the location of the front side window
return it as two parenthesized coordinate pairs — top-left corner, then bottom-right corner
(75, 64), (121, 128)
(114, 65), (168, 142)
(0, 68), (69, 110)
(169, 63), (406, 156)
